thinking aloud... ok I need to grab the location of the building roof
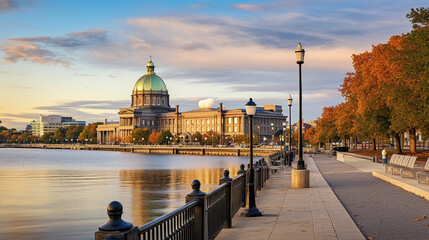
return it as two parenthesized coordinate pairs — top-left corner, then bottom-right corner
(133, 58), (167, 92)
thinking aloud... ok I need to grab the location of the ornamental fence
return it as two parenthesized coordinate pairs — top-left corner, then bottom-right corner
(95, 152), (284, 240)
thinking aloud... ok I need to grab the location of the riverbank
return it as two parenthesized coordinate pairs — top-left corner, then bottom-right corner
(0, 143), (279, 157)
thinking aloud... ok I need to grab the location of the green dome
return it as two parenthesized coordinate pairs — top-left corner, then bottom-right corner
(133, 59), (167, 92)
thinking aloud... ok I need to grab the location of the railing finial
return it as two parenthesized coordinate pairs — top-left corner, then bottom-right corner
(238, 164), (247, 175)
(188, 179), (205, 196)
(99, 201), (133, 231)
(220, 169), (233, 182)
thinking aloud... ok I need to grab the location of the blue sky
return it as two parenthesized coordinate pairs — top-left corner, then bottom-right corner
(0, 0), (422, 130)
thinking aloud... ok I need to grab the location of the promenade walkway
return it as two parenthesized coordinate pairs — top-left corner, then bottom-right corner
(217, 155), (365, 240)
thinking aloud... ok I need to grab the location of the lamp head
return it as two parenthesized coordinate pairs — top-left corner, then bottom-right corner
(288, 94), (293, 106)
(295, 43), (305, 64)
(245, 98), (257, 116)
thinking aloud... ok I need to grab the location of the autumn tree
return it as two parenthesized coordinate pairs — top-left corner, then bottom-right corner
(148, 131), (161, 144)
(78, 122), (102, 144)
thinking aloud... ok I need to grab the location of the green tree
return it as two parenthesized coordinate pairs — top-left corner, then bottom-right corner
(158, 130), (173, 145)
(40, 132), (53, 143)
(65, 126), (84, 142)
(406, 7), (429, 29)
(53, 127), (67, 142)
(392, 25), (429, 153)
(191, 131), (203, 144)
(130, 128), (150, 144)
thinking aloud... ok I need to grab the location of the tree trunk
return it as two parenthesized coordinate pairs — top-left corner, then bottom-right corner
(410, 127), (417, 154)
(355, 137), (358, 150)
(395, 133), (402, 154)
(372, 138), (377, 151)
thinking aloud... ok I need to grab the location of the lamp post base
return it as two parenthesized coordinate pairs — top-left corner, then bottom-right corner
(291, 169), (310, 188)
(241, 206), (262, 217)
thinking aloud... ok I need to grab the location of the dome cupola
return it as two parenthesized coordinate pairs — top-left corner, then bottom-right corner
(131, 57), (170, 109)
(133, 58), (167, 92)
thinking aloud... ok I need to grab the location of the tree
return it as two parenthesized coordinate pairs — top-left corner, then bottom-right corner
(65, 126), (84, 142)
(406, 7), (429, 29)
(53, 127), (66, 142)
(392, 25), (429, 153)
(192, 131), (203, 144)
(148, 131), (161, 144)
(40, 132), (53, 143)
(158, 130), (173, 145)
(126, 128), (150, 144)
(79, 122), (102, 144)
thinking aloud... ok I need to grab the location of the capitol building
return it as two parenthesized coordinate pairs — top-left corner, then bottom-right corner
(97, 58), (287, 144)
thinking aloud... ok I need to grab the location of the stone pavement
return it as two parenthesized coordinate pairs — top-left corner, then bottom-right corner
(217, 155), (365, 240)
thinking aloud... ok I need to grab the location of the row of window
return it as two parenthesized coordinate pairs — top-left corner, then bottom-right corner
(135, 96), (166, 105)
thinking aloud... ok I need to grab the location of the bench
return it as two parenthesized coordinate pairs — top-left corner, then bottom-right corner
(264, 156), (284, 173)
(416, 158), (429, 183)
(384, 154), (418, 177)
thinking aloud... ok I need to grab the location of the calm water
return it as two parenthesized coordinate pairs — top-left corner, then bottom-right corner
(0, 148), (249, 240)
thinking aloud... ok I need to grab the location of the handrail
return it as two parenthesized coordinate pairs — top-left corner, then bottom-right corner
(139, 198), (200, 235)
(95, 152), (284, 240)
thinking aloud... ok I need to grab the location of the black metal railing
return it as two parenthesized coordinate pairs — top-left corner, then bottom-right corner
(140, 199), (199, 240)
(206, 183), (228, 239)
(95, 152), (283, 240)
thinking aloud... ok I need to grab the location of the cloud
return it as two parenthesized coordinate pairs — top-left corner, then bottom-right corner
(0, 0), (18, 12)
(1, 29), (107, 66)
(0, 0), (34, 14)
(198, 98), (215, 108)
(234, 1), (297, 12)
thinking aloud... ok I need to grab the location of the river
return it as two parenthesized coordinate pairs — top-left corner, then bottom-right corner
(0, 148), (249, 240)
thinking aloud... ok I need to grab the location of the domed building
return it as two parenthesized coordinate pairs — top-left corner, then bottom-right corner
(131, 58), (170, 109)
(97, 58), (287, 144)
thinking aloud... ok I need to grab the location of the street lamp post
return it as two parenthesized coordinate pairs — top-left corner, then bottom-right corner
(295, 43), (305, 170)
(242, 98), (262, 217)
(288, 95), (293, 167)
(283, 122), (287, 164)
(270, 123), (274, 145)
(290, 43), (310, 188)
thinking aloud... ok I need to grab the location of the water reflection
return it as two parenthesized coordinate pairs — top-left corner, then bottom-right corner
(119, 167), (242, 226)
(0, 148), (248, 240)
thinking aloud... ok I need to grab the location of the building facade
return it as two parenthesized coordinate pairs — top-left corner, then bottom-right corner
(31, 115), (86, 137)
(97, 59), (287, 144)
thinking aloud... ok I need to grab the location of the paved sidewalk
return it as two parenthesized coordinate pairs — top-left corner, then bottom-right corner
(217, 155), (365, 240)
(336, 152), (429, 201)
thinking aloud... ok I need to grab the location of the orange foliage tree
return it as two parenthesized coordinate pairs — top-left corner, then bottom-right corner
(148, 131), (161, 144)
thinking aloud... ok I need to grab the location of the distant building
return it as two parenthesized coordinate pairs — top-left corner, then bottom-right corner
(97, 58), (287, 144)
(31, 115), (85, 137)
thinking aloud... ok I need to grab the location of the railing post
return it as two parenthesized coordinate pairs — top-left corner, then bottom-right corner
(94, 201), (140, 240)
(237, 164), (247, 207)
(185, 179), (207, 240)
(219, 169), (233, 228)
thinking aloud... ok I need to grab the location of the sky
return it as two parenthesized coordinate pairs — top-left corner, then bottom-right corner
(0, 0), (423, 130)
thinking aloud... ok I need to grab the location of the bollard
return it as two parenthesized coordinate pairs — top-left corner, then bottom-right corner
(219, 170), (233, 228)
(382, 149), (387, 165)
(95, 201), (140, 240)
(185, 180), (207, 240)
